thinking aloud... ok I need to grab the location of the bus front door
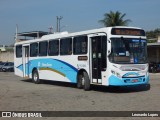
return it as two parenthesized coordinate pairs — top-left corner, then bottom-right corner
(91, 36), (107, 84)
(22, 45), (29, 78)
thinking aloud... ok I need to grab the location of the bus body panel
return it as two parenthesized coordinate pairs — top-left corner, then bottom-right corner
(14, 58), (23, 77)
(16, 55), (90, 83)
(108, 73), (149, 86)
(14, 26), (149, 87)
(105, 63), (149, 86)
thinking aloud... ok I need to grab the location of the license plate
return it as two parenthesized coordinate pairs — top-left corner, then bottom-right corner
(132, 79), (138, 83)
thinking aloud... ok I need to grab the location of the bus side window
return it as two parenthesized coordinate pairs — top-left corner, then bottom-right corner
(60, 38), (72, 55)
(39, 41), (48, 56)
(73, 36), (88, 55)
(30, 43), (38, 57)
(16, 45), (22, 58)
(48, 40), (59, 56)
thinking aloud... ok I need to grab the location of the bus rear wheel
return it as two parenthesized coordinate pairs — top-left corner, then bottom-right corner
(77, 74), (83, 89)
(77, 71), (90, 91)
(32, 70), (41, 84)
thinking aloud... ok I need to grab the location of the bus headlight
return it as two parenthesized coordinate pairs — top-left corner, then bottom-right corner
(116, 73), (121, 78)
(111, 70), (121, 78)
(111, 70), (115, 74)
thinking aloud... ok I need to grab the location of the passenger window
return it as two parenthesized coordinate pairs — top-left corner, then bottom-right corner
(48, 40), (59, 56)
(30, 43), (38, 57)
(16, 45), (22, 58)
(60, 38), (72, 55)
(73, 36), (88, 54)
(39, 41), (48, 56)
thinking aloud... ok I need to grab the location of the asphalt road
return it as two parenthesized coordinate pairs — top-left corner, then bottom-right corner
(0, 72), (160, 120)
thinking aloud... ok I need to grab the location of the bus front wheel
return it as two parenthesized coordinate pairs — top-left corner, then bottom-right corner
(83, 72), (90, 91)
(32, 70), (41, 84)
(78, 71), (90, 91)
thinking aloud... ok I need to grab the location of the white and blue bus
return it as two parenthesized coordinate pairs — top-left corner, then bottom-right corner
(14, 26), (149, 90)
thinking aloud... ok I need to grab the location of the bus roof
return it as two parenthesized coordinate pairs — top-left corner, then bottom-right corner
(15, 26), (144, 45)
(17, 31), (48, 38)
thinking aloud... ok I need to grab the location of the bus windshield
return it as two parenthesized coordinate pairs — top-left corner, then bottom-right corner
(109, 38), (147, 64)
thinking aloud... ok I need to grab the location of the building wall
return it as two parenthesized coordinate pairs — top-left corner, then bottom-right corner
(0, 51), (14, 62)
(147, 47), (160, 63)
(158, 35), (160, 43)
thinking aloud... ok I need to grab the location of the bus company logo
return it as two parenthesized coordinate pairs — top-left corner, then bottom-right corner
(2, 112), (11, 117)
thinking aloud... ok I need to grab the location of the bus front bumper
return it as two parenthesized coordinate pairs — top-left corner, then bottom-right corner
(108, 75), (149, 86)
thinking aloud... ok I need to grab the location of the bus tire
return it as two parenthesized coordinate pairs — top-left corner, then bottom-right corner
(32, 70), (41, 84)
(83, 71), (90, 91)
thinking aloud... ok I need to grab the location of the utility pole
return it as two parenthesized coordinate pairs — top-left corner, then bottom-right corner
(15, 24), (18, 41)
(59, 16), (63, 32)
(56, 16), (63, 32)
(56, 16), (58, 32)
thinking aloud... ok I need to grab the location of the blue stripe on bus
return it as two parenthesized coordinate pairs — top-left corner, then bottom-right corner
(54, 59), (78, 72)
(16, 58), (78, 83)
(16, 64), (23, 71)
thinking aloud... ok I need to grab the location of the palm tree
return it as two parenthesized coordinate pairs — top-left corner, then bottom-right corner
(99, 11), (131, 27)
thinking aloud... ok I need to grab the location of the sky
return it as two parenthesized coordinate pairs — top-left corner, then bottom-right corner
(0, 0), (160, 45)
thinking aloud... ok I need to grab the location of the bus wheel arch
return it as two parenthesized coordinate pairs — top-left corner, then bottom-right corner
(32, 68), (41, 84)
(77, 69), (90, 91)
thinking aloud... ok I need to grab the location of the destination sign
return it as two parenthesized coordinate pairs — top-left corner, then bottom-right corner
(111, 28), (145, 36)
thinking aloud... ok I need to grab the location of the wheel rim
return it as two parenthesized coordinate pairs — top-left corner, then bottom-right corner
(34, 73), (38, 82)
(82, 76), (85, 86)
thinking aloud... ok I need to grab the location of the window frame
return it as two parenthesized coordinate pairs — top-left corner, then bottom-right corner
(39, 41), (48, 56)
(16, 45), (22, 58)
(73, 35), (88, 55)
(48, 39), (59, 56)
(60, 38), (72, 55)
(30, 42), (38, 57)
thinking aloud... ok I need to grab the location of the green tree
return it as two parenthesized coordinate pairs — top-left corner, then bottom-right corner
(99, 11), (131, 27)
(146, 28), (160, 43)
